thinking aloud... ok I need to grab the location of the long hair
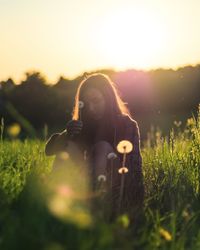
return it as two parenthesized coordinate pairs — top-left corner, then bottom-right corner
(72, 73), (131, 145)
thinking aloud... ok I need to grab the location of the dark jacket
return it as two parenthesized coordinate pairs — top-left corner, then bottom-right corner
(45, 114), (144, 215)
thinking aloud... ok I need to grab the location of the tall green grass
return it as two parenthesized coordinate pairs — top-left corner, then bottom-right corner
(0, 106), (199, 250)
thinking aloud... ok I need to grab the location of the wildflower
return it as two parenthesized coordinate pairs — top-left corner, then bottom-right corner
(187, 118), (195, 127)
(159, 227), (172, 241)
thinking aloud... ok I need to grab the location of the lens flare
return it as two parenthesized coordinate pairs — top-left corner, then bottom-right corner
(46, 157), (93, 228)
(7, 123), (21, 137)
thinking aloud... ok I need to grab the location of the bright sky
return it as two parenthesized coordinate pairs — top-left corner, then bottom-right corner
(0, 0), (200, 83)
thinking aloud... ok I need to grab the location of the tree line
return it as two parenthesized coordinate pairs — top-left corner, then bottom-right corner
(0, 65), (199, 140)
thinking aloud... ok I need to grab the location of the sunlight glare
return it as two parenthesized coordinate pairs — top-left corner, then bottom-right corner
(94, 8), (167, 70)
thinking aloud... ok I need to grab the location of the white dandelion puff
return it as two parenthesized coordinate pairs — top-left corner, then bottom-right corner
(107, 152), (117, 160)
(117, 140), (133, 154)
(118, 167), (129, 174)
(79, 101), (84, 109)
(97, 175), (106, 182)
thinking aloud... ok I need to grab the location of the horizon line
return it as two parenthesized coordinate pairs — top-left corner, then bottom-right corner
(1, 62), (200, 85)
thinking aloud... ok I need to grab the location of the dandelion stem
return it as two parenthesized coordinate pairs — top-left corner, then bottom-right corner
(119, 173), (125, 213)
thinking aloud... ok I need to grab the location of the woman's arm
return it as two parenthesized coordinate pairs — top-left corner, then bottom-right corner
(45, 120), (83, 156)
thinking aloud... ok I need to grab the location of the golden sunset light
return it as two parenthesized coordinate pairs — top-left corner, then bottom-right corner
(0, 0), (200, 83)
(1, 1), (200, 248)
(93, 7), (167, 69)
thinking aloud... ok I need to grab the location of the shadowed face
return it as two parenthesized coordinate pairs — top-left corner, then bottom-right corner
(81, 87), (106, 121)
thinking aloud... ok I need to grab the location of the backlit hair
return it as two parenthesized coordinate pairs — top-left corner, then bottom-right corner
(72, 73), (131, 121)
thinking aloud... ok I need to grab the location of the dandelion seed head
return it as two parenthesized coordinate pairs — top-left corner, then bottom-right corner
(78, 101), (84, 109)
(117, 140), (133, 153)
(97, 175), (106, 182)
(118, 167), (128, 174)
(174, 120), (182, 127)
(107, 152), (117, 160)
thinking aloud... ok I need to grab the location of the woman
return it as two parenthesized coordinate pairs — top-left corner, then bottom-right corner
(45, 73), (144, 221)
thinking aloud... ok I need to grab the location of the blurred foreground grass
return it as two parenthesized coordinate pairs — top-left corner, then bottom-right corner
(0, 106), (199, 250)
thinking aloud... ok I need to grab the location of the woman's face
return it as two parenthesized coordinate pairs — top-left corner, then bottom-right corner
(81, 87), (106, 121)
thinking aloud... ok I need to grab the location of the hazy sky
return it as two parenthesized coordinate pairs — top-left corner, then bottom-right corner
(1, 0), (200, 83)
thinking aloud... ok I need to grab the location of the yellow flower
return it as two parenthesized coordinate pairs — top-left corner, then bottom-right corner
(159, 227), (172, 241)
(187, 118), (195, 127)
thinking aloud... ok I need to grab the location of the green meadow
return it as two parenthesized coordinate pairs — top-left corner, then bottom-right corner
(0, 107), (199, 250)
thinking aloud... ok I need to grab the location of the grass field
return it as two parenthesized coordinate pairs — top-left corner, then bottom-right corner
(0, 107), (199, 250)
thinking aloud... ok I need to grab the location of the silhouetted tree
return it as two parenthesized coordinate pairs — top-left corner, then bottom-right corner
(0, 65), (199, 139)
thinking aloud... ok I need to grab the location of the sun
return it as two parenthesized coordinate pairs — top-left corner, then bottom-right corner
(93, 8), (166, 70)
